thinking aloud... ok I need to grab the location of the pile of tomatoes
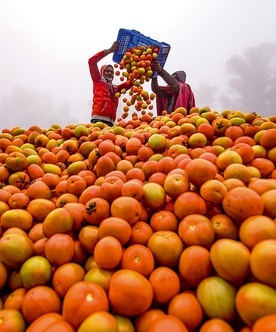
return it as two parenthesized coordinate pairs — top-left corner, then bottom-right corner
(0, 107), (276, 331)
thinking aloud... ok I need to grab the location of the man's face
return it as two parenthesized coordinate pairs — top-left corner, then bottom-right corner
(172, 74), (179, 81)
(104, 67), (114, 82)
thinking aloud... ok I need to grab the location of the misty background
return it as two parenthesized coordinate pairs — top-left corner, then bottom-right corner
(1, 0), (276, 130)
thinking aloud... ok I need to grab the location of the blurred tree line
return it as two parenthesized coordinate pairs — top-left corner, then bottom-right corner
(0, 87), (78, 129)
(196, 42), (276, 116)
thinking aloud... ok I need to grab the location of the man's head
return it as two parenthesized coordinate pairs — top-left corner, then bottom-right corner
(172, 70), (186, 83)
(100, 65), (114, 82)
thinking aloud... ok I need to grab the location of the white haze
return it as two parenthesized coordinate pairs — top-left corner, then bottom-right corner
(0, 0), (276, 129)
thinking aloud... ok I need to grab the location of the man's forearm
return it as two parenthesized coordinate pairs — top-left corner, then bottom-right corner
(151, 78), (160, 94)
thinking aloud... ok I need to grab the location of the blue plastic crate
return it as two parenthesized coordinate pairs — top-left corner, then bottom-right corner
(113, 29), (170, 69)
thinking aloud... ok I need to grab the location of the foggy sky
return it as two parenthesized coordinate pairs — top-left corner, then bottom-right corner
(1, 0), (276, 130)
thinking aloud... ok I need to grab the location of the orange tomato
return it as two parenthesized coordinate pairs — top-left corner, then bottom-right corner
(168, 291), (203, 331)
(0, 309), (26, 332)
(135, 309), (166, 332)
(93, 236), (123, 269)
(78, 311), (118, 332)
(44, 233), (75, 266)
(62, 281), (109, 330)
(250, 239), (276, 288)
(252, 314), (276, 332)
(178, 245), (213, 288)
(110, 196), (142, 225)
(149, 267), (180, 304)
(121, 244), (155, 277)
(109, 269), (153, 317)
(222, 187), (264, 222)
(84, 266), (114, 293)
(129, 221), (153, 246)
(210, 214), (239, 240)
(98, 216), (132, 245)
(25, 313), (74, 332)
(185, 158), (218, 188)
(22, 285), (61, 324)
(147, 231), (183, 268)
(25, 180), (51, 200)
(0, 233), (34, 269)
(178, 214), (215, 249)
(174, 192), (207, 220)
(239, 215), (276, 249)
(210, 238), (251, 284)
(84, 197), (110, 226)
(52, 263), (85, 298)
(199, 318), (235, 332)
(149, 210), (179, 233)
(3, 288), (27, 311)
(42, 207), (74, 237)
(148, 315), (189, 332)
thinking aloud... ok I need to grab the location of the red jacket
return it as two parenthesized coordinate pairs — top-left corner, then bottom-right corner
(88, 50), (131, 123)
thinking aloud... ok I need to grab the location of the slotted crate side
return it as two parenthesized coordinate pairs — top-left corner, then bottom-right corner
(113, 29), (170, 68)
